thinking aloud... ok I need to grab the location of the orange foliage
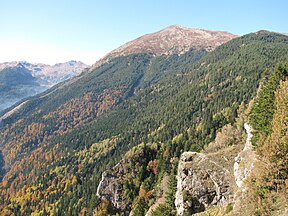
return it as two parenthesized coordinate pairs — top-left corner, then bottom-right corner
(148, 159), (158, 175)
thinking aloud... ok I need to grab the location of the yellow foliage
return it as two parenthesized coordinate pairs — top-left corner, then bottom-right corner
(72, 175), (78, 184)
(93, 199), (110, 216)
(172, 133), (183, 145)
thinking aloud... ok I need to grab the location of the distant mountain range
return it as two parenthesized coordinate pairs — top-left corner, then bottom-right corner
(0, 60), (87, 112)
(0, 60), (88, 86)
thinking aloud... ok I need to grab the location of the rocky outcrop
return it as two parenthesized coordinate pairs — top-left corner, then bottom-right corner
(175, 152), (235, 215)
(175, 123), (257, 215)
(96, 143), (158, 214)
(231, 123), (258, 215)
(96, 162), (127, 211)
(234, 123), (256, 190)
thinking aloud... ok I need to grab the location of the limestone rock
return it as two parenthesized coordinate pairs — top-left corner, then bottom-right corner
(175, 152), (234, 215)
(234, 123), (256, 190)
(96, 143), (158, 215)
(96, 162), (127, 212)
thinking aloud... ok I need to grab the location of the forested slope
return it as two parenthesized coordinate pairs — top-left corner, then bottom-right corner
(0, 31), (288, 215)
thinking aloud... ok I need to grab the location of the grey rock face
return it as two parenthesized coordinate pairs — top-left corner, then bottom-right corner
(175, 152), (234, 215)
(234, 123), (256, 190)
(96, 162), (127, 211)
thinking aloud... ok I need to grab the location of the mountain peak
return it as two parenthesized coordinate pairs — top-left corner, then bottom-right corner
(92, 25), (237, 68)
(165, 24), (191, 30)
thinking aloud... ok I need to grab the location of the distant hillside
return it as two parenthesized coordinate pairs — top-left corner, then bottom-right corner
(0, 63), (38, 86)
(0, 61), (87, 112)
(0, 60), (88, 86)
(0, 64), (45, 111)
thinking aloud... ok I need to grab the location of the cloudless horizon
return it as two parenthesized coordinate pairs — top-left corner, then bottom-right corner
(0, 0), (287, 65)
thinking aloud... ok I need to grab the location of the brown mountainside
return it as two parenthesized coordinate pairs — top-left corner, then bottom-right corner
(92, 25), (237, 68)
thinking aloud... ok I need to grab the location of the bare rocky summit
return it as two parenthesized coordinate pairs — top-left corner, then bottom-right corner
(92, 25), (237, 68)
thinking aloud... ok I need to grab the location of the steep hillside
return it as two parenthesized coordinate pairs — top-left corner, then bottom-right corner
(245, 65), (288, 216)
(171, 65), (288, 216)
(0, 29), (288, 215)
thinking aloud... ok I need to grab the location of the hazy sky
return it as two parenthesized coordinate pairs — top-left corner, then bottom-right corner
(0, 0), (287, 65)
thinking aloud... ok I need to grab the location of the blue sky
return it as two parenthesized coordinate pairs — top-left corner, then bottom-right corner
(0, 0), (287, 65)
